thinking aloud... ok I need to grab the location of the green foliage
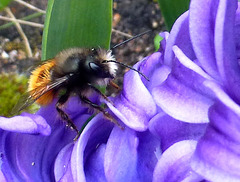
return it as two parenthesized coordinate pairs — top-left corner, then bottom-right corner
(0, 0), (12, 10)
(0, 74), (39, 117)
(158, 0), (190, 31)
(154, 34), (163, 51)
(42, 0), (112, 60)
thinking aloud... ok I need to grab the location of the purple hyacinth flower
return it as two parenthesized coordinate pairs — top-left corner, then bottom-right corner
(148, 0), (240, 181)
(0, 96), (160, 181)
(0, 98), (93, 181)
(2, 0), (240, 181)
(189, 0), (240, 181)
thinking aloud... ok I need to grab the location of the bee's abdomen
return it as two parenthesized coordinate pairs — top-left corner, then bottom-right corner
(28, 60), (56, 105)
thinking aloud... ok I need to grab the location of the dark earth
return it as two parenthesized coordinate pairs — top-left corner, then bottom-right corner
(0, 0), (165, 85)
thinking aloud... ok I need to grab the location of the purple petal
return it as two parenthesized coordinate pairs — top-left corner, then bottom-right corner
(171, 46), (215, 95)
(164, 11), (196, 67)
(172, 46), (213, 81)
(0, 170), (6, 182)
(158, 32), (169, 54)
(192, 101), (240, 181)
(153, 140), (203, 182)
(204, 81), (240, 115)
(153, 36), (214, 124)
(0, 113), (51, 136)
(104, 127), (138, 181)
(136, 131), (160, 181)
(71, 114), (113, 181)
(152, 74), (212, 123)
(54, 143), (74, 181)
(214, 0), (240, 102)
(138, 52), (171, 92)
(149, 113), (207, 151)
(37, 97), (90, 124)
(0, 98), (92, 181)
(189, 0), (220, 80)
(85, 144), (107, 182)
(235, 3), (240, 58)
(106, 66), (157, 130)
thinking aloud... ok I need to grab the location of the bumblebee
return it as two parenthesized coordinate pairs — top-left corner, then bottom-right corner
(15, 31), (150, 140)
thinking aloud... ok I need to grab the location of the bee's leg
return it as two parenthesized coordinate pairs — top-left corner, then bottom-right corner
(79, 95), (123, 129)
(56, 93), (80, 141)
(87, 83), (114, 105)
(109, 80), (120, 90)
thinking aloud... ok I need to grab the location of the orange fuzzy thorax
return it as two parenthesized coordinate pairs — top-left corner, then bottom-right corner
(28, 60), (56, 105)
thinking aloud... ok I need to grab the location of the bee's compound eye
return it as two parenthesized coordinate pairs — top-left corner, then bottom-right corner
(102, 60), (108, 63)
(89, 62), (100, 72)
(91, 48), (97, 55)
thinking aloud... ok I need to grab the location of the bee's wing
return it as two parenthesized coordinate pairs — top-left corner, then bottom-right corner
(12, 75), (70, 115)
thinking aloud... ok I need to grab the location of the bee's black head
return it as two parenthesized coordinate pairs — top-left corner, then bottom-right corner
(83, 48), (118, 79)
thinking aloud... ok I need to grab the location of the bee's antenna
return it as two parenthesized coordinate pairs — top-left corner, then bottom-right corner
(111, 30), (152, 50)
(108, 30), (151, 81)
(103, 60), (149, 81)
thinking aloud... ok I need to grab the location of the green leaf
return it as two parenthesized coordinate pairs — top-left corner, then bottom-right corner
(42, 0), (112, 60)
(158, 0), (190, 31)
(154, 34), (163, 51)
(0, 0), (12, 10)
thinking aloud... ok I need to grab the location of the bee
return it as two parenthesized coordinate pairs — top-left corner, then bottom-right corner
(14, 31), (150, 140)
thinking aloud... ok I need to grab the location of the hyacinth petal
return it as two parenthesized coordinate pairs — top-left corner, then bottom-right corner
(153, 35), (214, 124)
(54, 143), (74, 181)
(204, 81), (240, 115)
(71, 114), (113, 182)
(85, 144), (107, 182)
(172, 46), (213, 81)
(149, 113), (207, 151)
(0, 171), (6, 182)
(214, 0), (240, 102)
(0, 98), (93, 181)
(192, 101), (240, 181)
(136, 131), (160, 182)
(158, 32), (169, 53)
(152, 73), (212, 123)
(138, 52), (171, 92)
(37, 97), (90, 124)
(1, 127), (66, 181)
(189, 0), (220, 80)
(164, 11), (195, 67)
(104, 127), (138, 182)
(235, 5), (240, 57)
(0, 114), (51, 136)
(107, 66), (157, 130)
(152, 140), (203, 182)
(122, 67), (157, 115)
(171, 45), (216, 97)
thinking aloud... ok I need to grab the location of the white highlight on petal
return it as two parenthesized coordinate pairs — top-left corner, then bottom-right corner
(153, 140), (203, 182)
(204, 80), (240, 116)
(173, 45), (213, 80)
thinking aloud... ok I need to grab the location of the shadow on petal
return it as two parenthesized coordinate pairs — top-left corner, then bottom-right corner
(149, 113), (207, 151)
(153, 140), (203, 182)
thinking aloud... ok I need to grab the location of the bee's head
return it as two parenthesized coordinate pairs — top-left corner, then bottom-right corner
(84, 48), (118, 79)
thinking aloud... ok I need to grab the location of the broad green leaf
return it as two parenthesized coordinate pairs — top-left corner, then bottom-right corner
(0, 0), (12, 10)
(42, 0), (112, 60)
(158, 0), (190, 31)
